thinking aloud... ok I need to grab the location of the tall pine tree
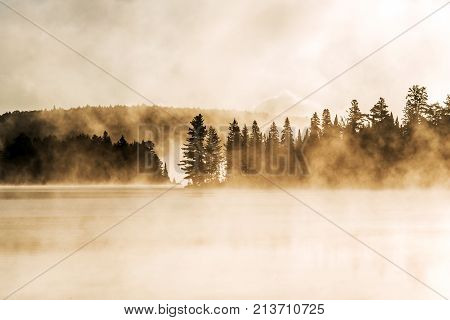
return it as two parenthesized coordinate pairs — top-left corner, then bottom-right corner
(346, 99), (363, 135)
(321, 109), (332, 138)
(180, 114), (207, 186)
(309, 112), (321, 144)
(204, 126), (223, 183)
(266, 122), (280, 174)
(281, 117), (295, 174)
(241, 124), (249, 173)
(370, 97), (390, 129)
(249, 120), (262, 173)
(402, 85), (428, 136)
(226, 119), (241, 177)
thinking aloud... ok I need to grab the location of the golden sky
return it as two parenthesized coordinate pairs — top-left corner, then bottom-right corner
(0, 0), (449, 116)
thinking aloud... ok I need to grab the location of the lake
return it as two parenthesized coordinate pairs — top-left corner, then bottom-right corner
(0, 186), (449, 299)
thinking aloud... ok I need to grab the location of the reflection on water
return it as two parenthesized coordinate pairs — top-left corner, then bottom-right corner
(0, 186), (449, 299)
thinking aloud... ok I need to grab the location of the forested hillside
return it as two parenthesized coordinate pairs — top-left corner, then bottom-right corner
(0, 104), (307, 148)
(0, 131), (170, 184)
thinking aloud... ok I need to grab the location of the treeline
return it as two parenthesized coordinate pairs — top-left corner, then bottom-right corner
(0, 104), (296, 147)
(0, 131), (170, 184)
(180, 85), (450, 187)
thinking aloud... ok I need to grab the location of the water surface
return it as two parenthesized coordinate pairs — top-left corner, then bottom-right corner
(1, 186), (449, 299)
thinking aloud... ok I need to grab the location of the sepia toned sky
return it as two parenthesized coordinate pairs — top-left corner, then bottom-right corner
(0, 0), (449, 116)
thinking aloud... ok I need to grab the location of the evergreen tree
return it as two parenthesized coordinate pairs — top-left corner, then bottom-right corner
(301, 128), (311, 156)
(385, 112), (397, 135)
(402, 85), (428, 134)
(115, 135), (130, 165)
(346, 99), (363, 135)
(296, 129), (303, 146)
(389, 112), (395, 125)
(180, 114), (207, 186)
(249, 121), (262, 173)
(370, 97), (390, 128)
(204, 126), (223, 183)
(333, 115), (339, 127)
(424, 102), (442, 127)
(139, 140), (163, 176)
(266, 122), (280, 174)
(303, 128), (310, 141)
(268, 122), (280, 143)
(281, 117), (294, 147)
(116, 135), (128, 148)
(226, 119), (241, 176)
(441, 95), (450, 129)
(331, 114), (341, 139)
(250, 120), (263, 145)
(268, 122), (280, 153)
(102, 131), (112, 146)
(321, 109), (332, 137)
(309, 112), (321, 144)
(294, 129), (304, 175)
(241, 124), (249, 173)
(281, 117), (295, 174)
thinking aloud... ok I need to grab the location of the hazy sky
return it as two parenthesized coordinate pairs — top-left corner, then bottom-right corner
(0, 0), (449, 116)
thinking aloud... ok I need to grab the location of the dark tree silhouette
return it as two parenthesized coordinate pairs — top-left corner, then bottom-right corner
(265, 122), (280, 174)
(0, 132), (168, 184)
(180, 114), (207, 186)
(370, 97), (390, 128)
(331, 114), (342, 139)
(204, 126), (223, 184)
(281, 117), (295, 174)
(2, 84), (449, 188)
(346, 99), (363, 135)
(309, 112), (321, 144)
(402, 85), (428, 136)
(226, 119), (241, 176)
(241, 124), (249, 173)
(321, 109), (332, 138)
(249, 120), (263, 173)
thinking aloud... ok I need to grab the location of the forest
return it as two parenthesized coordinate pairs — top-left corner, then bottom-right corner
(0, 104), (297, 147)
(180, 85), (450, 187)
(0, 131), (169, 184)
(0, 104), (269, 185)
(1, 85), (449, 187)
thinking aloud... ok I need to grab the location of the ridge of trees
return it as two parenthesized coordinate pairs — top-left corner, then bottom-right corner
(180, 86), (450, 187)
(0, 104), (307, 148)
(0, 131), (170, 184)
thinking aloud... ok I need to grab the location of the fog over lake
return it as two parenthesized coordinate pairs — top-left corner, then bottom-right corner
(1, 186), (449, 299)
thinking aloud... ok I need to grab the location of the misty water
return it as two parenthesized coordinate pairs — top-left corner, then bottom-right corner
(0, 186), (449, 299)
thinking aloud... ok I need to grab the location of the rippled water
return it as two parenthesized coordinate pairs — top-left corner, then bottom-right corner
(0, 186), (449, 299)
